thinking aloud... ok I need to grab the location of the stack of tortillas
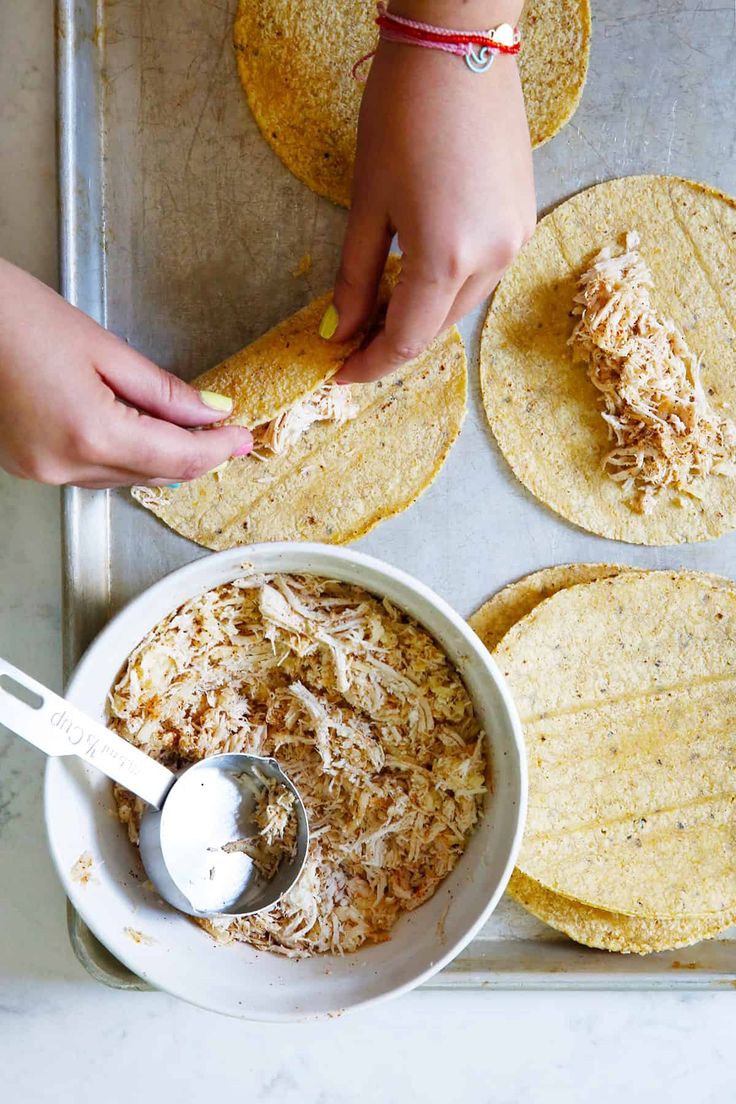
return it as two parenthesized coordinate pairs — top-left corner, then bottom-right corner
(233, 0), (591, 207)
(471, 564), (736, 954)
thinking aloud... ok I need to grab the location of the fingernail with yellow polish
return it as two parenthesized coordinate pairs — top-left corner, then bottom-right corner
(319, 303), (339, 341)
(199, 389), (233, 414)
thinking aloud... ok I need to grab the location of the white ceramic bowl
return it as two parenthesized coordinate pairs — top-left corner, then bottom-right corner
(44, 544), (526, 1020)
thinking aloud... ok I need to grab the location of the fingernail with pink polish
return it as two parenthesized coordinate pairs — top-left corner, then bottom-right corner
(231, 438), (253, 458)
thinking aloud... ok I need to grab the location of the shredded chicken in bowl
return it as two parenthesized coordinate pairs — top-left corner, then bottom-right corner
(220, 771), (298, 881)
(109, 573), (487, 958)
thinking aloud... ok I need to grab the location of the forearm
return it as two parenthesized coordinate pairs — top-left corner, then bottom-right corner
(388, 1), (525, 28)
(333, 0), (534, 383)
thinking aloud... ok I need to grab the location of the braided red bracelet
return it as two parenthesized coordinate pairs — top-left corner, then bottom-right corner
(355, 3), (521, 77)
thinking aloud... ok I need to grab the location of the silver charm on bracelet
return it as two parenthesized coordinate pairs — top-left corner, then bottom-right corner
(465, 46), (496, 73)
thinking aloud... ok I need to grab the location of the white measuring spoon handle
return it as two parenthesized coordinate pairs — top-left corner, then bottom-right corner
(0, 657), (175, 809)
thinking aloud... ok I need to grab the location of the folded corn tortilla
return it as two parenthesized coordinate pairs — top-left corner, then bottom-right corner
(133, 261), (467, 548)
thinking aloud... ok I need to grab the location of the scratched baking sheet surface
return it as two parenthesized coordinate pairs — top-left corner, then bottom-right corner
(62, 0), (736, 988)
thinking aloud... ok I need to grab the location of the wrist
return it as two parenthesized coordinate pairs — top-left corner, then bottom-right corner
(387, 1), (525, 30)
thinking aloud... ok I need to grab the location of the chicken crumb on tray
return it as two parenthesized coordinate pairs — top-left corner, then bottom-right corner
(109, 573), (487, 959)
(71, 851), (96, 885)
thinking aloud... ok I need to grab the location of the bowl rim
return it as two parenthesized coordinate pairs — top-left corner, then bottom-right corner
(44, 542), (527, 1020)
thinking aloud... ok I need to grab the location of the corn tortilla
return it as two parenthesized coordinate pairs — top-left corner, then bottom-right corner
(480, 175), (736, 544)
(469, 562), (627, 653)
(133, 269), (466, 549)
(193, 258), (398, 432)
(508, 869), (736, 955)
(493, 570), (736, 918)
(471, 563), (736, 953)
(233, 0), (591, 208)
(192, 290), (358, 433)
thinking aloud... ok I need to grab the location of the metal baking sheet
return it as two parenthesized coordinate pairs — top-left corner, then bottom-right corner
(59, 0), (736, 991)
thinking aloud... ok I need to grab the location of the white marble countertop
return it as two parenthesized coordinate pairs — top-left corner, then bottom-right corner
(1, 3), (735, 1100)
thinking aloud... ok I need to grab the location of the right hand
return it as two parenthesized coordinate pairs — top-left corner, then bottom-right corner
(328, 0), (534, 384)
(0, 259), (252, 488)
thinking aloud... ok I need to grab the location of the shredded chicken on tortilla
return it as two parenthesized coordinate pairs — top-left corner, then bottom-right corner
(110, 573), (486, 958)
(570, 231), (736, 513)
(251, 381), (358, 458)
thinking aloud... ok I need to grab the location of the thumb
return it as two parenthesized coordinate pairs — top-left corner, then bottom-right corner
(322, 200), (392, 343)
(98, 342), (236, 428)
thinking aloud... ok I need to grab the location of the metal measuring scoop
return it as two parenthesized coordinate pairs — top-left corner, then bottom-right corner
(0, 657), (309, 917)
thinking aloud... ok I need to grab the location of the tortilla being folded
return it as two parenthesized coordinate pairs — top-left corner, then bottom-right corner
(233, 0), (591, 208)
(134, 263), (467, 549)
